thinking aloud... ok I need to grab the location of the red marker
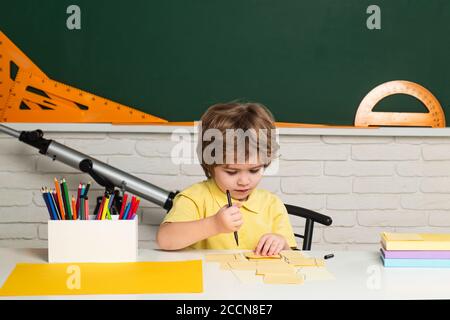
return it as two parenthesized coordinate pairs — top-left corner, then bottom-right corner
(119, 193), (128, 220)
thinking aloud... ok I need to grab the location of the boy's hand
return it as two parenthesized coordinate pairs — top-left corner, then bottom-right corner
(255, 233), (288, 256)
(213, 204), (243, 234)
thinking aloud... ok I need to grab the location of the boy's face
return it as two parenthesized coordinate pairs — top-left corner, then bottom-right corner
(212, 163), (264, 201)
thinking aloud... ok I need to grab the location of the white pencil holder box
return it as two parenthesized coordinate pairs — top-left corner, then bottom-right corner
(48, 215), (138, 263)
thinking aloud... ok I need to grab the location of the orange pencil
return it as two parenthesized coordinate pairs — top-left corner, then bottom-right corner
(85, 197), (90, 220)
(54, 178), (66, 220)
(71, 196), (77, 220)
(96, 195), (106, 220)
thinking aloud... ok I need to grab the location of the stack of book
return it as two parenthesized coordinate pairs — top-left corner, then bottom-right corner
(380, 232), (450, 268)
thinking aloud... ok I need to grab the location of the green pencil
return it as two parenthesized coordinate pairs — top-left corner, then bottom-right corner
(106, 207), (112, 220)
(62, 179), (73, 220)
(80, 197), (85, 220)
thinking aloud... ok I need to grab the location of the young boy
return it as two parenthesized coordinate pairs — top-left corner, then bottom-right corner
(156, 102), (297, 256)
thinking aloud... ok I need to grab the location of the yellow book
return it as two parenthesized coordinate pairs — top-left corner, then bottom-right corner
(381, 232), (450, 250)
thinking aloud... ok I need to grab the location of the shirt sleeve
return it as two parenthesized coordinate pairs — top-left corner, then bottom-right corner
(162, 193), (201, 224)
(270, 196), (298, 248)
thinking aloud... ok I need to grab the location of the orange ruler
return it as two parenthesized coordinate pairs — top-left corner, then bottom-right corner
(0, 31), (167, 124)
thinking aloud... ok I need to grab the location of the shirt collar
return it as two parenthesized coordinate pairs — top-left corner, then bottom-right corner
(206, 178), (262, 214)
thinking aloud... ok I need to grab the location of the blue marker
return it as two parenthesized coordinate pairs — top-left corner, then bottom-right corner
(122, 202), (132, 220)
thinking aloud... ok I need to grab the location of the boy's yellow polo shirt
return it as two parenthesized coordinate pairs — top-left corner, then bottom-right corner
(162, 178), (297, 250)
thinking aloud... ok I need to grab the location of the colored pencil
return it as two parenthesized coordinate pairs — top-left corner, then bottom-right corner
(61, 179), (72, 220)
(60, 180), (69, 219)
(50, 189), (61, 220)
(79, 197), (84, 220)
(47, 189), (60, 221)
(78, 184), (85, 219)
(42, 188), (54, 220)
(54, 178), (65, 220)
(85, 197), (90, 220)
(76, 183), (81, 218)
(81, 184), (86, 198)
(71, 196), (77, 220)
(51, 190), (61, 220)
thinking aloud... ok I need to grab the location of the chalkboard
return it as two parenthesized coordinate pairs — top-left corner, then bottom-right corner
(1, 0), (449, 125)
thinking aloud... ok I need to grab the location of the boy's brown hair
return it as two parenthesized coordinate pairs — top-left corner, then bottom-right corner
(197, 101), (279, 178)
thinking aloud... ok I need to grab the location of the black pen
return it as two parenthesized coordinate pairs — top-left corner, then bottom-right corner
(226, 190), (239, 246)
(324, 253), (334, 260)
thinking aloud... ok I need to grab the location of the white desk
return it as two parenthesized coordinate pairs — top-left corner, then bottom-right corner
(0, 248), (449, 300)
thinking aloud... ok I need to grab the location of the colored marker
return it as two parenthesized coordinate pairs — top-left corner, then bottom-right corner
(109, 193), (115, 214)
(119, 193), (128, 219)
(101, 195), (110, 220)
(123, 202), (132, 220)
(84, 181), (91, 198)
(96, 195), (106, 220)
(129, 198), (140, 220)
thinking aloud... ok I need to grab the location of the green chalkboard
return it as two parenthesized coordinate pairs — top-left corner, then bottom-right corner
(1, 0), (449, 125)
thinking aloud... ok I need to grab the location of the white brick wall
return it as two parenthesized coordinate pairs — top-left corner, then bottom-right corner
(1, 131), (450, 251)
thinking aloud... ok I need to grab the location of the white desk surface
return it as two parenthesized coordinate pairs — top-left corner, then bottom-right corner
(0, 248), (449, 300)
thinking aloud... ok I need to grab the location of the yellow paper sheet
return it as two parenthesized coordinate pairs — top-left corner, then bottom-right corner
(315, 258), (325, 267)
(256, 264), (296, 275)
(263, 273), (304, 285)
(256, 260), (289, 267)
(234, 253), (247, 261)
(205, 254), (238, 262)
(298, 267), (335, 281)
(287, 257), (325, 267)
(228, 261), (258, 270)
(279, 250), (305, 260)
(0, 260), (203, 296)
(231, 270), (263, 284)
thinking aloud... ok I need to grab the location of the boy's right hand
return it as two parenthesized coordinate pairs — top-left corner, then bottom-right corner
(213, 204), (243, 234)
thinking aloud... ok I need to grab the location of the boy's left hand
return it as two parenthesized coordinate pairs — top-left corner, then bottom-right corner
(254, 233), (288, 256)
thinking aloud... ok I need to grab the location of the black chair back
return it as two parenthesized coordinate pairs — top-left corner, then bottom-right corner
(285, 204), (332, 250)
